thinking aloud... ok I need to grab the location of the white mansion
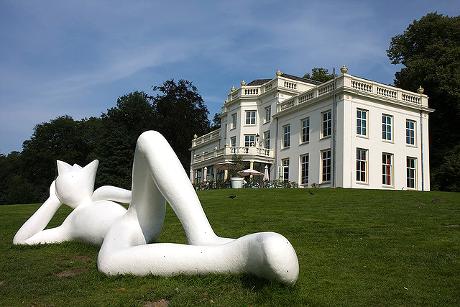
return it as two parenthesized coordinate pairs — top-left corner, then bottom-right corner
(189, 67), (433, 191)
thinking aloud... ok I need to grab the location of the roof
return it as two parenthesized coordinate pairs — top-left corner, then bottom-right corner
(246, 74), (322, 87)
(281, 73), (322, 85)
(247, 79), (272, 86)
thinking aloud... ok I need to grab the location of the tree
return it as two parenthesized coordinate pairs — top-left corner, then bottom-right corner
(387, 12), (460, 190)
(433, 145), (460, 191)
(303, 67), (335, 83)
(19, 116), (96, 201)
(95, 91), (157, 188)
(210, 113), (221, 130)
(152, 79), (210, 171)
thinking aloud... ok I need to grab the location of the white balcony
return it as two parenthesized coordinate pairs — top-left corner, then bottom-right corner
(277, 74), (429, 113)
(191, 129), (220, 148)
(192, 146), (274, 165)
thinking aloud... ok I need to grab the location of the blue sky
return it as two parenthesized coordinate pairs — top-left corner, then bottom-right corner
(0, 0), (458, 154)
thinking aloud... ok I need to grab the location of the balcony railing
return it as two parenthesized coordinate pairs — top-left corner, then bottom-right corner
(192, 146), (274, 164)
(191, 129), (220, 148)
(278, 74), (429, 113)
(225, 76), (309, 105)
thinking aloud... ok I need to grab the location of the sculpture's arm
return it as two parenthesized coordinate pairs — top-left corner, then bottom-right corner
(13, 181), (63, 245)
(92, 186), (132, 204)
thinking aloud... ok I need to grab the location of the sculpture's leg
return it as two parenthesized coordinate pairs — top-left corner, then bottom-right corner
(13, 182), (63, 245)
(99, 224), (298, 284)
(132, 131), (232, 245)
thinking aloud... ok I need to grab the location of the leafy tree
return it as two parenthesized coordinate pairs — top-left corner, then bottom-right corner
(152, 79), (210, 170)
(433, 145), (460, 191)
(303, 67), (335, 83)
(20, 116), (96, 201)
(95, 91), (156, 188)
(210, 113), (221, 130)
(387, 13), (460, 190)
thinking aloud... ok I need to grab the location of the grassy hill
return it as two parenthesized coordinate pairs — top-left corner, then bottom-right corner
(0, 188), (459, 306)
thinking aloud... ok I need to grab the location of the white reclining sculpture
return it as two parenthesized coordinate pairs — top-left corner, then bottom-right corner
(14, 131), (299, 284)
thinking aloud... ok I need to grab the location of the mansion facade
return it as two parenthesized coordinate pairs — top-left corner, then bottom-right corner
(189, 67), (433, 191)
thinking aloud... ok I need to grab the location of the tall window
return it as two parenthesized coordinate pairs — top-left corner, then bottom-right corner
(382, 114), (393, 141)
(357, 109), (368, 136)
(321, 149), (332, 182)
(301, 117), (310, 143)
(322, 110), (332, 138)
(244, 134), (256, 147)
(195, 169), (202, 183)
(263, 130), (270, 149)
(231, 113), (237, 129)
(245, 110), (256, 125)
(230, 136), (236, 153)
(300, 154), (309, 185)
(207, 165), (214, 181)
(356, 148), (368, 183)
(265, 106), (271, 123)
(406, 120), (416, 145)
(282, 124), (291, 148)
(282, 158), (289, 181)
(382, 153), (393, 185)
(407, 157), (417, 189)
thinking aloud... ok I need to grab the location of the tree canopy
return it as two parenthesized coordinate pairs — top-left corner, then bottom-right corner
(303, 68), (335, 83)
(387, 12), (460, 190)
(1, 80), (211, 204)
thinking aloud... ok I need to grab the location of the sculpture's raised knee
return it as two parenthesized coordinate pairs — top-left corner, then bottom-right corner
(247, 232), (299, 285)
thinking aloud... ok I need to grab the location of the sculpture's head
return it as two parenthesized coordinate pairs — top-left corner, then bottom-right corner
(55, 160), (99, 208)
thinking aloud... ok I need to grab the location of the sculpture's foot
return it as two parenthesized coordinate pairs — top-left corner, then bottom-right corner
(246, 232), (299, 285)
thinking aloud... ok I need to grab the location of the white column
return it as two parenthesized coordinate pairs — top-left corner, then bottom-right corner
(203, 167), (208, 182)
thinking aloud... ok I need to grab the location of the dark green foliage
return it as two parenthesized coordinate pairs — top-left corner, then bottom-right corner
(210, 112), (221, 130)
(433, 145), (460, 191)
(1, 80), (210, 203)
(6, 116), (99, 202)
(152, 80), (210, 170)
(95, 91), (156, 189)
(1, 189), (459, 306)
(387, 13), (460, 190)
(303, 67), (335, 83)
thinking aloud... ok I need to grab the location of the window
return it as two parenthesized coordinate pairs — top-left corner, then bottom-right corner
(264, 106), (271, 123)
(356, 109), (368, 136)
(406, 120), (416, 145)
(382, 153), (393, 185)
(300, 154), (309, 185)
(321, 110), (332, 138)
(263, 130), (270, 149)
(356, 148), (368, 183)
(195, 169), (202, 183)
(321, 149), (332, 182)
(382, 114), (393, 141)
(206, 165), (214, 181)
(244, 134), (256, 147)
(282, 124), (291, 148)
(231, 113), (237, 129)
(407, 157), (417, 189)
(282, 158), (289, 181)
(230, 136), (236, 153)
(245, 110), (256, 125)
(301, 117), (310, 143)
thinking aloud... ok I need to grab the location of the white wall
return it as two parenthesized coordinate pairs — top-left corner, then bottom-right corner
(341, 95), (430, 191)
(275, 98), (333, 186)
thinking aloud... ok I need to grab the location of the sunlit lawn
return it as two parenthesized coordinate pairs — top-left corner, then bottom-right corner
(0, 188), (459, 306)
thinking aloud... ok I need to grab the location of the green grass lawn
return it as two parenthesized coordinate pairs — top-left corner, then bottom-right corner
(0, 188), (459, 306)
